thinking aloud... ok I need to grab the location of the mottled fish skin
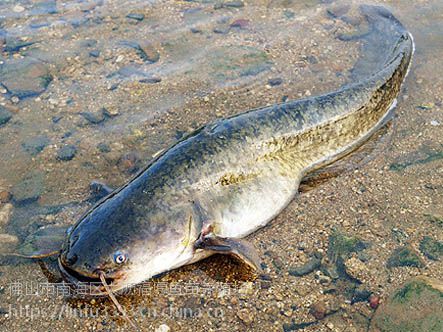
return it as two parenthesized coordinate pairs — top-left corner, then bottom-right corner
(59, 5), (414, 293)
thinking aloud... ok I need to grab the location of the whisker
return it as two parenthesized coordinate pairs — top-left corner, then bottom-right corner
(0, 251), (60, 259)
(99, 272), (140, 331)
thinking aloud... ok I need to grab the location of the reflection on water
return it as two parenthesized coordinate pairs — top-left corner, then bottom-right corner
(0, 0), (442, 331)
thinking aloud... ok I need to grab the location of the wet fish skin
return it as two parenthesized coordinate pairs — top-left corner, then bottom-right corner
(59, 5), (414, 293)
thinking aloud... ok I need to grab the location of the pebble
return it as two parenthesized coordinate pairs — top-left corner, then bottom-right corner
(118, 152), (140, 173)
(236, 308), (254, 325)
(57, 144), (77, 161)
(155, 324), (170, 332)
(309, 301), (327, 320)
(368, 294), (380, 309)
(97, 142), (111, 153)
(0, 203), (13, 228)
(268, 78), (283, 86)
(230, 19), (249, 29)
(12, 5), (25, 13)
(0, 190), (11, 203)
(80, 111), (106, 124)
(289, 252), (322, 276)
(0, 106), (12, 126)
(127, 13), (145, 21)
(89, 50), (100, 58)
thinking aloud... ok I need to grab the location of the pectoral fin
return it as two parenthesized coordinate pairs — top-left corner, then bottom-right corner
(194, 234), (261, 271)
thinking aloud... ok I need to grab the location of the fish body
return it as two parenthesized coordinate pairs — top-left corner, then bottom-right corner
(58, 5), (414, 294)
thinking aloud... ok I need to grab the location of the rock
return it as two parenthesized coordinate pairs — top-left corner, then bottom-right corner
(351, 288), (372, 304)
(0, 233), (19, 249)
(30, 1), (57, 15)
(11, 171), (45, 204)
(387, 245), (425, 268)
(328, 230), (367, 263)
(289, 252), (322, 276)
(0, 203), (13, 228)
(155, 324), (170, 332)
(57, 144), (77, 161)
(370, 277), (443, 331)
(13, 5), (25, 13)
(22, 135), (50, 156)
(230, 19), (249, 29)
(126, 13), (145, 21)
(0, 190), (11, 203)
(18, 225), (67, 257)
(0, 58), (52, 99)
(283, 321), (316, 331)
(419, 236), (443, 261)
(139, 77), (162, 84)
(368, 294), (380, 309)
(80, 111), (106, 124)
(97, 142), (111, 153)
(344, 256), (369, 282)
(120, 40), (160, 63)
(236, 308), (254, 325)
(89, 50), (100, 58)
(309, 301), (327, 320)
(0, 106), (12, 126)
(4, 36), (35, 53)
(268, 78), (283, 86)
(216, 1), (244, 9)
(118, 152), (140, 174)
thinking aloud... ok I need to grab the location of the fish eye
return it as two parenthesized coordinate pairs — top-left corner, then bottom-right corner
(114, 252), (127, 264)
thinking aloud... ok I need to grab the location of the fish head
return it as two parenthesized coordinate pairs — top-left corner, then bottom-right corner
(58, 194), (195, 295)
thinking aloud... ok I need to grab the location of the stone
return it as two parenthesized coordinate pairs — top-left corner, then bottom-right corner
(370, 277), (443, 331)
(57, 144), (77, 161)
(0, 203), (13, 228)
(22, 135), (50, 156)
(289, 252), (322, 276)
(0, 234), (19, 249)
(268, 78), (283, 86)
(0, 106), (12, 126)
(0, 190), (11, 203)
(328, 230), (367, 263)
(387, 245), (425, 268)
(419, 236), (443, 261)
(155, 324), (170, 332)
(97, 142), (111, 153)
(309, 301), (327, 320)
(344, 256), (369, 282)
(127, 13), (145, 21)
(11, 171), (45, 204)
(89, 50), (100, 58)
(118, 152), (140, 174)
(236, 308), (254, 325)
(0, 58), (52, 99)
(80, 111), (105, 124)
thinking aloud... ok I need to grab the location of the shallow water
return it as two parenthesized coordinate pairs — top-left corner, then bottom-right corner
(0, 0), (442, 331)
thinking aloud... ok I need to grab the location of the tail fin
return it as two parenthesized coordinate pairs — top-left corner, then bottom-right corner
(347, 5), (414, 82)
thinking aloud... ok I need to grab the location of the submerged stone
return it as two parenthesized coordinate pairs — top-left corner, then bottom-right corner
(0, 106), (12, 126)
(387, 245), (425, 268)
(289, 252), (322, 276)
(11, 171), (45, 204)
(0, 58), (52, 99)
(57, 145), (77, 161)
(22, 135), (50, 156)
(419, 236), (443, 261)
(370, 277), (443, 332)
(327, 230), (367, 263)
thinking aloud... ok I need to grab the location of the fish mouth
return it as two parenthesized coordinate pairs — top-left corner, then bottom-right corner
(58, 257), (118, 296)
